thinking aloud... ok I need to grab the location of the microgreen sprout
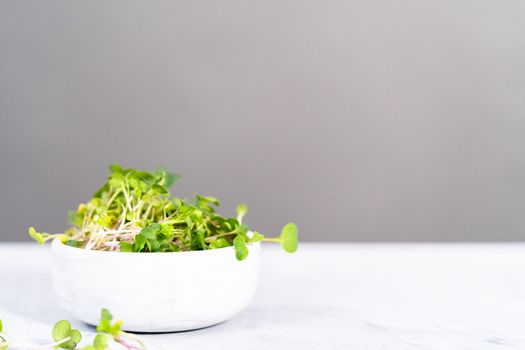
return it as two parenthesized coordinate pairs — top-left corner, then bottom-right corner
(95, 309), (145, 350)
(0, 309), (146, 350)
(52, 320), (82, 349)
(29, 165), (299, 260)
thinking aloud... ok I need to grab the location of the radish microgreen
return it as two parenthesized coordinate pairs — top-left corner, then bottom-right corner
(95, 309), (146, 350)
(52, 320), (82, 349)
(30, 165), (299, 260)
(0, 309), (145, 350)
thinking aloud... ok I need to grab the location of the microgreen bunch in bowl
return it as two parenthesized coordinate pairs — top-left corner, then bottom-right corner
(30, 164), (297, 258)
(29, 165), (298, 332)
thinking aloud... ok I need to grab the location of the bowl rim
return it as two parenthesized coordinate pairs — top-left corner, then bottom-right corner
(51, 237), (260, 256)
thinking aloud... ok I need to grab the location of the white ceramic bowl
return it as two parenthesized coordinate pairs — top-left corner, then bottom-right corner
(51, 239), (261, 332)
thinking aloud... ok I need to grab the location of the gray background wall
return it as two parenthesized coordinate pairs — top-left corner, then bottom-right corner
(1, 1), (525, 242)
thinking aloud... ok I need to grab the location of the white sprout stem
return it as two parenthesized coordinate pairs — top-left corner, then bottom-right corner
(84, 224), (100, 250)
(0, 335), (71, 350)
(160, 211), (178, 223)
(96, 229), (135, 235)
(35, 336), (72, 349)
(122, 187), (133, 212)
(43, 337), (72, 348)
(117, 209), (127, 231)
(85, 234), (96, 250)
(143, 205), (152, 220)
(84, 226), (143, 250)
(121, 332), (147, 350)
(106, 189), (121, 207)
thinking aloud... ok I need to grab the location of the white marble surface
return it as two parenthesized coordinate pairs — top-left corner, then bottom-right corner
(1, 243), (525, 349)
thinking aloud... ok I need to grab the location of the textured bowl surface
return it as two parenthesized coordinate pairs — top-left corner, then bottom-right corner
(51, 239), (261, 332)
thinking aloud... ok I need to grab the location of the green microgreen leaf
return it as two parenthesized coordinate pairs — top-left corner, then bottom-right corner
(156, 166), (180, 188)
(279, 223), (298, 253)
(28, 227), (45, 244)
(96, 309), (113, 334)
(101, 308), (113, 322)
(109, 320), (122, 336)
(52, 320), (82, 349)
(233, 236), (249, 261)
(108, 172), (124, 189)
(70, 329), (82, 346)
(139, 223), (161, 240)
(96, 320), (110, 334)
(97, 308), (122, 337)
(249, 231), (264, 243)
(68, 211), (83, 227)
(209, 237), (231, 249)
(195, 194), (220, 214)
(52, 320), (71, 341)
(119, 242), (133, 252)
(109, 163), (124, 174)
(134, 234), (147, 252)
(93, 334), (108, 350)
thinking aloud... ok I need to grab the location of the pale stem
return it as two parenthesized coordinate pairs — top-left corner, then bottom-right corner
(1, 335), (71, 350)
(204, 231), (237, 243)
(121, 332), (147, 350)
(115, 337), (143, 350)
